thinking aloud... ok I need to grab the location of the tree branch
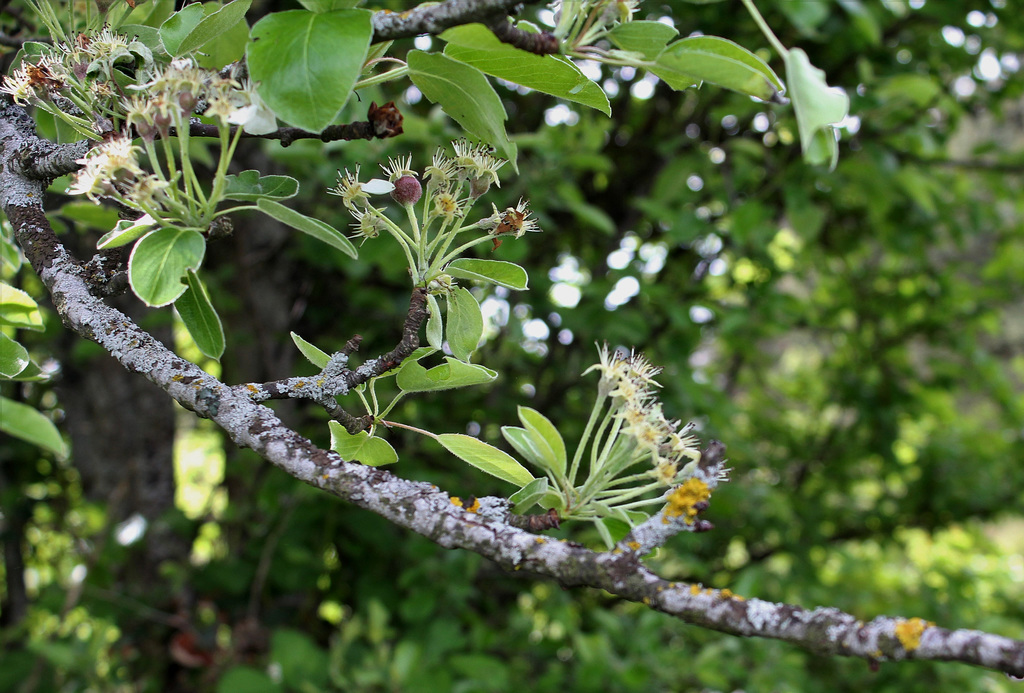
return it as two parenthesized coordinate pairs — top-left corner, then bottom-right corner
(3, 102), (1023, 678)
(371, 0), (527, 42)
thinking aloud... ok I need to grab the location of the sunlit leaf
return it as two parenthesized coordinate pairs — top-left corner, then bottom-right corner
(446, 259), (528, 290)
(329, 423), (399, 466)
(436, 433), (534, 486)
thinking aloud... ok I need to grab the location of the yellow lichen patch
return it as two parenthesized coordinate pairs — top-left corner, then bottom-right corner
(690, 584), (701, 595)
(535, 537), (546, 544)
(642, 597), (651, 605)
(895, 618), (931, 651)
(663, 478), (711, 524)
(247, 384), (258, 393)
(450, 496), (480, 513)
(720, 589), (734, 599)
(627, 541), (641, 551)
(172, 374), (184, 382)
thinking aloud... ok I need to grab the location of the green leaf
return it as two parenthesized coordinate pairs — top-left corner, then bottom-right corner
(270, 630), (329, 690)
(445, 286), (483, 362)
(0, 332), (30, 378)
(257, 199), (357, 259)
(0, 395), (68, 457)
(6, 360), (47, 382)
(0, 282), (44, 330)
(407, 50), (517, 164)
(607, 20), (679, 60)
(508, 477), (549, 513)
(441, 23), (610, 116)
(55, 201), (120, 232)
(446, 259), (528, 290)
(297, 0), (360, 12)
(396, 357), (496, 393)
(517, 406), (566, 478)
(247, 9), (372, 133)
(783, 48), (849, 169)
(653, 36), (784, 101)
(500, 426), (555, 474)
(174, 0), (253, 57)
(223, 170), (299, 202)
(128, 227), (205, 307)
(96, 214), (158, 250)
(436, 433), (534, 486)
(289, 331), (330, 368)
(329, 422), (399, 466)
(425, 293), (443, 349)
(158, 3), (205, 56)
(175, 270), (225, 361)
(217, 667), (283, 693)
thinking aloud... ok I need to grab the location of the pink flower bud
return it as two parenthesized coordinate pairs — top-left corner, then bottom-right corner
(391, 175), (422, 206)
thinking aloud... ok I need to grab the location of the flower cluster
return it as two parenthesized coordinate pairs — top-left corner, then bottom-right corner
(582, 344), (701, 492)
(327, 141), (540, 286)
(1, 30), (274, 140)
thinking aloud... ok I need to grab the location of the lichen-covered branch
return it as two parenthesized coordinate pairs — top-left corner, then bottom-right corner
(3, 103), (1023, 678)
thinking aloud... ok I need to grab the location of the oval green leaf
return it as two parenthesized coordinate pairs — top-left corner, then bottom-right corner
(128, 227), (206, 307)
(96, 214), (158, 250)
(396, 357), (496, 393)
(446, 259), (528, 290)
(159, 3), (204, 56)
(289, 331), (330, 368)
(223, 170), (299, 202)
(247, 9), (372, 133)
(501, 426), (555, 475)
(0, 395), (68, 457)
(784, 48), (849, 169)
(654, 36), (784, 101)
(407, 50), (516, 164)
(518, 406), (566, 478)
(509, 477), (549, 513)
(257, 199), (357, 258)
(608, 20), (679, 60)
(445, 286), (483, 362)
(174, 0), (253, 57)
(0, 282), (44, 330)
(0, 332), (30, 377)
(436, 433), (534, 487)
(441, 23), (610, 116)
(175, 270), (225, 361)
(329, 422), (398, 466)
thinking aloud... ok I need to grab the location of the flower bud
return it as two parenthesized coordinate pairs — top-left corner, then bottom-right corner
(391, 175), (422, 206)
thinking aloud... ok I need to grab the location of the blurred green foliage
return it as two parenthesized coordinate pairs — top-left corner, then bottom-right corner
(3, 0), (1024, 691)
